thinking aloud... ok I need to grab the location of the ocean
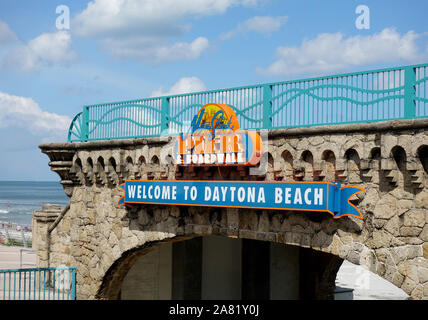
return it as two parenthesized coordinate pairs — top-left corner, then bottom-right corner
(0, 181), (69, 227)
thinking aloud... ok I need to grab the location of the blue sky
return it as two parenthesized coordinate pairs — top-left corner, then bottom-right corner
(0, 0), (427, 181)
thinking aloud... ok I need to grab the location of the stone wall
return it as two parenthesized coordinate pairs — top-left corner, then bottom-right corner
(34, 119), (428, 300)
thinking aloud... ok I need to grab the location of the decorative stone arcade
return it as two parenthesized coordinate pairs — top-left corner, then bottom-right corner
(33, 119), (428, 300)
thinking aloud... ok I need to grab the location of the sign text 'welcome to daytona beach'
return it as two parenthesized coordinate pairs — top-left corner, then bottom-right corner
(119, 180), (364, 219)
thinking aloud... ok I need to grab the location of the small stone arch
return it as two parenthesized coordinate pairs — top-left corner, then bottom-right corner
(342, 138), (363, 159)
(96, 156), (105, 169)
(95, 156), (107, 185)
(125, 156), (133, 165)
(84, 157), (95, 183)
(301, 150), (313, 164)
(125, 156), (134, 172)
(281, 150), (294, 180)
(417, 145), (428, 174)
(344, 148), (360, 164)
(133, 155), (146, 179)
(138, 155), (146, 166)
(281, 149), (293, 163)
(108, 157), (117, 171)
(384, 142), (411, 164)
(74, 157), (83, 169)
(321, 150), (336, 181)
(145, 155), (160, 180)
(391, 146), (407, 172)
(123, 156), (134, 180)
(366, 147), (381, 183)
(344, 148), (361, 183)
(391, 145), (413, 188)
(70, 157), (86, 185)
(300, 150), (314, 181)
(151, 155), (160, 165)
(86, 157), (94, 170)
(370, 147), (381, 160)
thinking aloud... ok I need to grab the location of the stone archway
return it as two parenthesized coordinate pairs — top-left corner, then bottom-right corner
(86, 201), (366, 301)
(35, 119), (428, 300)
(33, 185), (427, 300)
(96, 234), (344, 300)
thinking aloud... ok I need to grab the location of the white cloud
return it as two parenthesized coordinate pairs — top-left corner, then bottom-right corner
(3, 46), (42, 72)
(221, 15), (287, 40)
(154, 37), (210, 63)
(0, 91), (71, 140)
(151, 76), (207, 97)
(73, 0), (260, 37)
(28, 31), (76, 64)
(104, 36), (209, 64)
(257, 28), (428, 78)
(243, 16), (287, 34)
(0, 20), (18, 44)
(73, 0), (260, 63)
(2, 30), (76, 72)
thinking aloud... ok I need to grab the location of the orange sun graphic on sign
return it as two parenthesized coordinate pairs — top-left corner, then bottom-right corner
(192, 103), (240, 135)
(175, 103), (263, 166)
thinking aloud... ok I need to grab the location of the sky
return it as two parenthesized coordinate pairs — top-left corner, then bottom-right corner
(0, 0), (427, 181)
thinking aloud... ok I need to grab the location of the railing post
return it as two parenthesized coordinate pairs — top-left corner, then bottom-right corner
(81, 106), (89, 141)
(263, 84), (273, 129)
(161, 97), (170, 135)
(71, 267), (76, 300)
(21, 229), (27, 248)
(404, 66), (416, 119)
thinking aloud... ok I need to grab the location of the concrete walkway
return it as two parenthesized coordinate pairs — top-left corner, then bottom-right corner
(336, 260), (409, 300)
(0, 245), (36, 270)
(0, 246), (74, 300)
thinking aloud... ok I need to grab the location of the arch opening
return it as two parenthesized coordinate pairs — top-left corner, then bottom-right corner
(151, 155), (160, 165)
(417, 145), (428, 174)
(126, 156), (133, 166)
(87, 157), (94, 169)
(138, 155), (146, 165)
(391, 146), (407, 171)
(321, 150), (336, 181)
(108, 157), (117, 171)
(344, 148), (361, 183)
(370, 147), (381, 160)
(97, 156), (105, 169)
(101, 235), (344, 300)
(75, 157), (83, 169)
(281, 150), (293, 180)
(300, 150), (314, 181)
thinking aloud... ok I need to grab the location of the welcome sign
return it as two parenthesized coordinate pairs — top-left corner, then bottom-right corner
(119, 180), (364, 219)
(173, 103), (263, 166)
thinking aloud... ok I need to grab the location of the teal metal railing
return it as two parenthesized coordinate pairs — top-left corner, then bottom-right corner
(0, 266), (76, 300)
(68, 63), (428, 142)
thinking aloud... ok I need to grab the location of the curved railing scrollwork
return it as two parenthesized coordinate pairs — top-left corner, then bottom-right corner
(68, 63), (428, 142)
